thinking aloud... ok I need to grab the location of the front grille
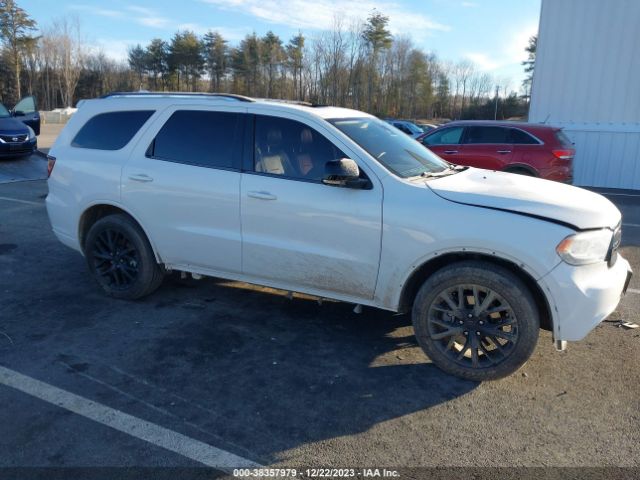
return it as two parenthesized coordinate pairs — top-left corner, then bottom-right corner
(0, 134), (28, 143)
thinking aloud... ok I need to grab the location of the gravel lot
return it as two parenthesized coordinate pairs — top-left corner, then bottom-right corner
(0, 135), (638, 477)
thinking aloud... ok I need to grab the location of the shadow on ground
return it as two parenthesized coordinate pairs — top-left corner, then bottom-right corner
(48, 274), (478, 463)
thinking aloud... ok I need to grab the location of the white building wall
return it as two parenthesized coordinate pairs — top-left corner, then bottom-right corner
(529, 0), (640, 190)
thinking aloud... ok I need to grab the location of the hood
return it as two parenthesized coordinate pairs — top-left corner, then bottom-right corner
(427, 168), (621, 230)
(0, 116), (30, 134)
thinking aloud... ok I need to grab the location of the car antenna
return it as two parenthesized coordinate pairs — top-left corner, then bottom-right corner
(542, 113), (550, 124)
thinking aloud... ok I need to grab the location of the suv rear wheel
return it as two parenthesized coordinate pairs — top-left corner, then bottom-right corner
(412, 261), (539, 381)
(85, 214), (164, 299)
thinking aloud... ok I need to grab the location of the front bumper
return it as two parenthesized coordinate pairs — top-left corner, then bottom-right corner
(539, 254), (632, 341)
(0, 138), (37, 158)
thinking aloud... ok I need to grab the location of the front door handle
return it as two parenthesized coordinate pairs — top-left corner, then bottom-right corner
(247, 191), (277, 201)
(443, 150), (458, 154)
(497, 150), (512, 154)
(128, 173), (154, 183)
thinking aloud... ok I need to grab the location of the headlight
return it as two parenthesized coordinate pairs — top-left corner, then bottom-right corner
(27, 126), (35, 141)
(556, 229), (613, 265)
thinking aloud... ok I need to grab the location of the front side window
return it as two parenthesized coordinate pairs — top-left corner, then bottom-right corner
(422, 126), (464, 146)
(149, 110), (241, 169)
(464, 126), (510, 144)
(254, 115), (346, 181)
(14, 96), (36, 114)
(329, 117), (449, 178)
(72, 110), (154, 150)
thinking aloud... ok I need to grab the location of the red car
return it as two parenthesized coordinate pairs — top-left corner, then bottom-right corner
(418, 121), (575, 182)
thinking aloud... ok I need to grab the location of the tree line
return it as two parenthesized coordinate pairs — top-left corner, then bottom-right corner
(0, 0), (530, 120)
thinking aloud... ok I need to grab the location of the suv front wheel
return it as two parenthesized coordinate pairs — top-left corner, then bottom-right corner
(84, 213), (164, 300)
(412, 261), (540, 381)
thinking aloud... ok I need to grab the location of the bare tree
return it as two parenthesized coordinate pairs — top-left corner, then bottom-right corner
(45, 16), (85, 107)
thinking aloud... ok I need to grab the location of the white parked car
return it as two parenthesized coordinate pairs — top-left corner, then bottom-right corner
(46, 93), (632, 380)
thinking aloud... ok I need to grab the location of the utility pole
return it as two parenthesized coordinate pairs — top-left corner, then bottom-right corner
(494, 85), (499, 120)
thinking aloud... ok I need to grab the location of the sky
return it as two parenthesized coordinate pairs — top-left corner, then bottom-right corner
(20, 0), (541, 89)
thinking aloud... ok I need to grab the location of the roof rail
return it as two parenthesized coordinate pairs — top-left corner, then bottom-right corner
(253, 98), (312, 107)
(100, 92), (255, 102)
(254, 98), (328, 108)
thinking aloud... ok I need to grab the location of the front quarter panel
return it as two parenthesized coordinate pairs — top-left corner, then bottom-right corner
(375, 178), (572, 310)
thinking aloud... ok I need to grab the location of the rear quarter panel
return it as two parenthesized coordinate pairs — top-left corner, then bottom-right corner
(46, 102), (164, 250)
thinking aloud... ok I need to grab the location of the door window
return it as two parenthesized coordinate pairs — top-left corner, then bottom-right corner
(423, 127), (464, 146)
(254, 115), (346, 182)
(148, 110), (242, 170)
(14, 96), (36, 114)
(464, 126), (510, 144)
(508, 128), (539, 144)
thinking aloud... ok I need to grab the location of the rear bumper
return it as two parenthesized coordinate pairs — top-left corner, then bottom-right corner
(538, 164), (573, 183)
(0, 138), (37, 158)
(539, 255), (632, 341)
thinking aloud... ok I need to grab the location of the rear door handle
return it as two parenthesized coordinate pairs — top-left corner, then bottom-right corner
(497, 150), (512, 154)
(247, 191), (277, 201)
(443, 150), (458, 154)
(128, 173), (154, 183)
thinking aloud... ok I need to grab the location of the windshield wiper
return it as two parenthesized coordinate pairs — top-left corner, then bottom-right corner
(421, 168), (456, 179)
(449, 164), (468, 171)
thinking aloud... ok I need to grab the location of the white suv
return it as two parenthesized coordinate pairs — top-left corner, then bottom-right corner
(46, 93), (632, 380)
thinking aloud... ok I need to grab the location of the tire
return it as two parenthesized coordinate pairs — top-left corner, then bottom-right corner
(412, 260), (539, 381)
(84, 213), (164, 300)
(504, 167), (535, 177)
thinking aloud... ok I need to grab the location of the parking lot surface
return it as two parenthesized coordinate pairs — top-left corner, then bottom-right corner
(0, 150), (639, 475)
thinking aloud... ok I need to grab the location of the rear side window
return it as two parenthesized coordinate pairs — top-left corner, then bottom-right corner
(464, 126), (510, 144)
(72, 111), (154, 150)
(148, 110), (242, 169)
(423, 126), (464, 146)
(508, 128), (539, 144)
(394, 123), (411, 134)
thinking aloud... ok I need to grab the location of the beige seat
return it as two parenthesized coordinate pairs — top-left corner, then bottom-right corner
(258, 154), (287, 175)
(256, 128), (293, 175)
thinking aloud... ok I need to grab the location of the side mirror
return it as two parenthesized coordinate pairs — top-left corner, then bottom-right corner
(12, 110), (25, 117)
(322, 158), (372, 189)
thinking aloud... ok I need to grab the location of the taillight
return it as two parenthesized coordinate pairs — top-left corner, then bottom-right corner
(552, 149), (574, 160)
(47, 155), (57, 178)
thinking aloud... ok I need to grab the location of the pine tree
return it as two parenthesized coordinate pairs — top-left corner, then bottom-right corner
(0, 0), (37, 100)
(521, 35), (537, 101)
(286, 33), (305, 100)
(203, 31), (228, 92)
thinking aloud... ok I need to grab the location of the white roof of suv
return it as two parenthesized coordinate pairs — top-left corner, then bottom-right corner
(82, 92), (371, 121)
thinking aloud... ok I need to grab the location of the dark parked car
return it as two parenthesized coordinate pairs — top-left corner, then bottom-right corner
(384, 119), (424, 139)
(416, 122), (438, 133)
(418, 120), (575, 182)
(0, 96), (40, 159)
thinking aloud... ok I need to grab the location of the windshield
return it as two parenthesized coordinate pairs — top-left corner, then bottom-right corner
(0, 103), (10, 118)
(329, 117), (449, 178)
